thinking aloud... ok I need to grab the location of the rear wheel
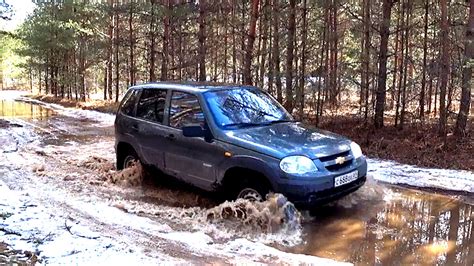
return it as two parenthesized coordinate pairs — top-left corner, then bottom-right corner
(117, 146), (139, 170)
(123, 153), (138, 169)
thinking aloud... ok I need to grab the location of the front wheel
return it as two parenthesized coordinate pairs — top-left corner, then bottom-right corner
(236, 180), (270, 202)
(237, 188), (265, 201)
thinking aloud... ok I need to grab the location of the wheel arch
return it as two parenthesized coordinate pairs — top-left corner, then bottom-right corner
(218, 155), (279, 195)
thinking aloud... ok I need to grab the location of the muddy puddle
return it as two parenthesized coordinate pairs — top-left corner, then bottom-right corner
(0, 99), (54, 120)
(292, 185), (474, 265)
(0, 97), (113, 146)
(1, 94), (473, 265)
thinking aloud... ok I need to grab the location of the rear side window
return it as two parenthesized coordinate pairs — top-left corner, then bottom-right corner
(136, 89), (167, 124)
(120, 89), (139, 116)
(169, 91), (205, 129)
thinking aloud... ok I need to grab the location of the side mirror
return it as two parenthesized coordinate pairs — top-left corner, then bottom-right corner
(182, 126), (206, 138)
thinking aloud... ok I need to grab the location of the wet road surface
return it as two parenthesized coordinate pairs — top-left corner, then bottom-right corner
(1, 93), (473, 265)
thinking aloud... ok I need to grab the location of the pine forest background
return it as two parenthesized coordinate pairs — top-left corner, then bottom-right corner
(0, 0), (472, 144)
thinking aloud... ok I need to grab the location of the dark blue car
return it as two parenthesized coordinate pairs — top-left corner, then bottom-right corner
(114, 82), (367, 208)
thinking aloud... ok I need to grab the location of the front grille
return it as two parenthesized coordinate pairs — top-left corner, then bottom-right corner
(318, 150), (354, 172)
(319, 150), (350, 163)
(326, 160), (352, 171)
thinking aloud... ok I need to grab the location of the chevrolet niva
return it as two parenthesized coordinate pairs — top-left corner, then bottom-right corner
(115, 82), (367, 208)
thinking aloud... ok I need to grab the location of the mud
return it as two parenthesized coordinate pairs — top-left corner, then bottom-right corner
(0, 242), (39, 265)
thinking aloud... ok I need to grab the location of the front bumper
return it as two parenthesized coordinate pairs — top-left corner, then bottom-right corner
(274, 157), (367, 208)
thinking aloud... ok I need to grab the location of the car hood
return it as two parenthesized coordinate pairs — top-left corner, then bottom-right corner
(221, 122), (352, 159)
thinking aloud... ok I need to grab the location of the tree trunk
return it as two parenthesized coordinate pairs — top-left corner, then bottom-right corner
(316, 6), (329, 126)
(108, 2), (114, 100)
(399, 0), (411, 129)
(114, 2), (120, 102)
(395, 0), (406, 127)
(231, 1), (237, 83)
(390, 0), (400, 111)
(129, 2), (135, 86)
(285, 0), (296, 112)
(161, 0), (170, 81)
(198, 0), (206, 82)
(438, 0), (449, 139)
(243, 0), (260, 85)
(330, 1), (339, 104)
(374, 0), (393, 128)
(258, 0), (270, 89)
(223, 5), (229, 83)
(298, 0), (308, 118)
(361, 0), (371, 122)
(420, 0), (429, 122)
(272, 0), (282, 103)
(455, 0), (473, 137)
(149, 0), (156, 81)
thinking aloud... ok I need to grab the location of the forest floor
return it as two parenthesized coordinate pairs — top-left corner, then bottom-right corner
(30, 94), (474, 171)
(319, 115), (474, 171)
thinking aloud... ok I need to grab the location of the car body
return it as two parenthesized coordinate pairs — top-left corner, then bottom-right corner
(114, 82), (367, 208)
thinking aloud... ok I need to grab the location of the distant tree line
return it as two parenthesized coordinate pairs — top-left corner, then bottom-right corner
(8, 0), (473, 137)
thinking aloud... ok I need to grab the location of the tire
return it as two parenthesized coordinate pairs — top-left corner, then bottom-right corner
(118, 148), (138, 170)
(235, 179), (270, 202)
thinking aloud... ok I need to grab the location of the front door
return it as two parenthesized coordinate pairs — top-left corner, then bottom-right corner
(164, 91), (224, 189)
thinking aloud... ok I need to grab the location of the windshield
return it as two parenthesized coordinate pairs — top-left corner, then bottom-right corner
(204, 87), (293, 129)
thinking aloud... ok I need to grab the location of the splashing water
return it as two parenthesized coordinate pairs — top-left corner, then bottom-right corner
(79, 156), (144, 187)
(67, 155), (304, 245)
(106, 161), (144, 186)
(116, 193), (303, 246)
(206, 193), (301, 233)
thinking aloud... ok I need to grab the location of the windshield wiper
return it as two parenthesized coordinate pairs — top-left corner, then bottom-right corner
(223, 122), (262, 129)
(262, 120), (294, 125)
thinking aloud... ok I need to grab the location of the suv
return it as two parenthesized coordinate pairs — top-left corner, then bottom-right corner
(115, 82), (367, 208)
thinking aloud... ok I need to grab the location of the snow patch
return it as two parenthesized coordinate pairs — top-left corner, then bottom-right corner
(368, 158), (474, 193)
(0, 180), (181, 265)
(17, 97), (115, 126)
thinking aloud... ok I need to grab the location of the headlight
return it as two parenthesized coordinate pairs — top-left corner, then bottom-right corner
(350, 142), (363, 159)
(280, 156), (318, 174)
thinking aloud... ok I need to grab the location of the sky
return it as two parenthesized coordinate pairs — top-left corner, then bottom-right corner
(1, 0), (36, 31)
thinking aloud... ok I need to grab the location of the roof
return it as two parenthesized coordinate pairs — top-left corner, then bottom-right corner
(129, 81), (256, 93)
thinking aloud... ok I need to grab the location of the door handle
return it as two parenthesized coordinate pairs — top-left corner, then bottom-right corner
(165, 134), (176, 141)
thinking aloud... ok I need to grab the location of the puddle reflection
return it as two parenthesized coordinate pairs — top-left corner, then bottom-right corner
(294, 187), (474, 265)
(0, 100), (54, 120)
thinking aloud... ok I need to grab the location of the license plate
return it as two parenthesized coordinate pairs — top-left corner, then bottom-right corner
(334, 170), (359, 187)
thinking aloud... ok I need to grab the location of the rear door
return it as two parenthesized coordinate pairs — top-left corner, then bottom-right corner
(115, 88), (141, 150)
(133, 88), (169, 169)
(164, 91), (225, 190)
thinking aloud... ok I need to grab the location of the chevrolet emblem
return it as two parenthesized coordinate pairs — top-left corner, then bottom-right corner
(335, 156), (346, 165)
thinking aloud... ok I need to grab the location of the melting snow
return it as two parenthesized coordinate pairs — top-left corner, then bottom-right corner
(16, 97), (115, 126)
(368, 158), (474, 193)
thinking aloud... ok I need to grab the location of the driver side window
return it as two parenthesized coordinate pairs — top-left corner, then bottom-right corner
(169, 91), (204, 129)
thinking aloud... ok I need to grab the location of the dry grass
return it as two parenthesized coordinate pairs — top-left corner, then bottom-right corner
(317, 115), (474, 171)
